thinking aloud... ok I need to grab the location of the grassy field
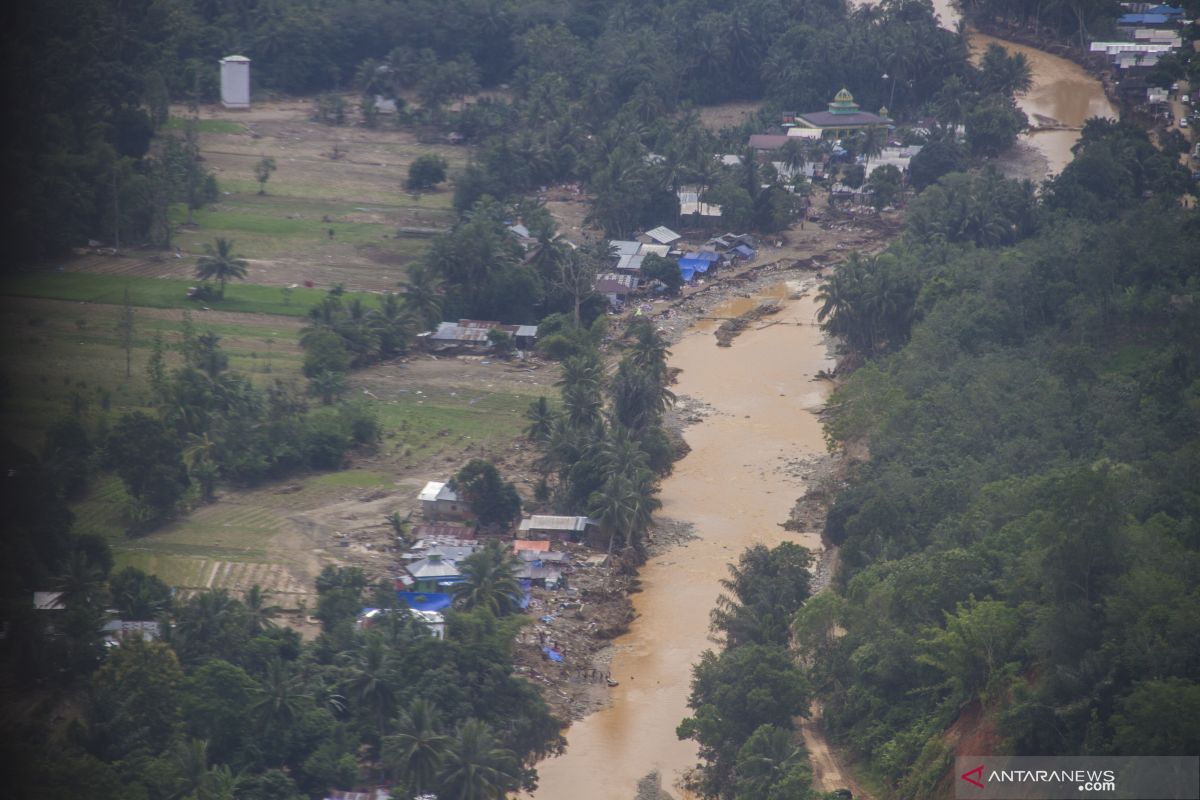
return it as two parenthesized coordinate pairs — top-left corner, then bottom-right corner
(3, 100), (556, 610)
(0, 270), (355, 315)
(0, 295), (306, 450)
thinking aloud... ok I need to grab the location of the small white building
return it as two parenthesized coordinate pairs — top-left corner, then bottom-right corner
(219, 55), (251, 109)
(419, 481), (467, 520)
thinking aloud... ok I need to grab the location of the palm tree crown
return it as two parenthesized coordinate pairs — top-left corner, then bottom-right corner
(195, 238), (248, 299)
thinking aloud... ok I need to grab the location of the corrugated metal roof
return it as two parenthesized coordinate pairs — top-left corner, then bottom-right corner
(640, 243), (670, 257)
(407, 556), (462, 579)
(610, 240), (641, 256)
(221, 55), (251, 62)
(431, 320), (538, 343)
(748, 134), (789, 150)
(518, 515), (593, 531)
(595, 275), (637, 296)
(513, 539), (551, 552)
(411, 523), (474, 539)
(616, 253), (646, 272)
(644, 226), (681, 244)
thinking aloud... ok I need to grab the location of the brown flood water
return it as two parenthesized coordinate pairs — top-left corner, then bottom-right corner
(970, 33), (1117, 176)
(528, 283), (832, 799)
(863, 0), (1116, 177)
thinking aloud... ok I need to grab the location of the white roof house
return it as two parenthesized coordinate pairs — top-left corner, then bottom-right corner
(419, 480), (468, 520)
(610, 240), (642, 256)
(419, 481), (457, 503)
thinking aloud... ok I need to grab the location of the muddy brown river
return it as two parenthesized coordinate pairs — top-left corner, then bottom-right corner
(528, 285), (832, 798)
(529, 5), (1115, 796)
(970, 33), (1117, 176)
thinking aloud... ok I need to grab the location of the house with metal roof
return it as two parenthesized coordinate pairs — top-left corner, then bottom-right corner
(517, 514), (597, 542)
(795, 89), (891, 138)
(425, 319), (538, 352)
(405, 552), (462, 592)
(419, 481), (469, 520)
(641, 225), (682, 246)
(609, 240), (642, 257)
(595, 272), (639, 306)
(615, 253), (646, 273)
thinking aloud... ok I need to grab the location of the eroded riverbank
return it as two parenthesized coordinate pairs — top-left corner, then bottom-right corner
(529, 278), (836, 798)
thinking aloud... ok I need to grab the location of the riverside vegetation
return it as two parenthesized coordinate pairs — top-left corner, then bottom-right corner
(675, 120), (1198, 799)
(5, 1), (1196, 800)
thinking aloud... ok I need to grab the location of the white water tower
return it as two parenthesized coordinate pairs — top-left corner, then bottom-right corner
(219, 55), (251, 109)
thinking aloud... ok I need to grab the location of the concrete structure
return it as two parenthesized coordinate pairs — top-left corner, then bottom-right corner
(795, 88), (891, 138)
(678, 188), (723, 218)
(419, 481), (468, 520)
(219, 55), (251, 110)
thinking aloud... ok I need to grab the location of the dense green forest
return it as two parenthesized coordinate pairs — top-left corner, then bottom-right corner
(4, 0), (1001, 262)
(793, 120), (1199, 796)
(675, 117), (1198, 798)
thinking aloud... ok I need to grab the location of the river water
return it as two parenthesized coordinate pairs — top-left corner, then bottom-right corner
(528, 5), (1115, 797)
(529, 285), (833, 798)
(970, 33), (1117, 176)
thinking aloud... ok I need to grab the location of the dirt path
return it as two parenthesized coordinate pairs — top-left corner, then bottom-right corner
(799, 701), (872, 798)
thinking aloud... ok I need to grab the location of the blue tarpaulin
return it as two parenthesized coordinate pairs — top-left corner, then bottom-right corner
(542, 647), (564, 662)
(1118, 12), (1169, 23)
(678, 257), (712, 276)
(397, 591), (453, 611)
(684, 251), (719, 262)
(732, 244), (756, 259)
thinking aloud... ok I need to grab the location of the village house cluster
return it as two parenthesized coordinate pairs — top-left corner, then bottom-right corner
(1102, 3), (1198, 140)
(355, 478), (612, 647)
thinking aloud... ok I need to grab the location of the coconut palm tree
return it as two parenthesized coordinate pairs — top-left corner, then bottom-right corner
(859, 126), (888, 172)
(437, 719), (520, 800)
(523, 396), (556, 443)
(370, 291), (416, 358)
(183, 432), (219, 502)
(452, 540), (524, 616)
(243, 584), (281, 635)
(626, 318), (670, 380)
(249, 657), (309, 737)
(383, 698), (450, 795)
(344, 634), (397, 741)
(400, 262), (443, 332)
(194, 238), (248, 299)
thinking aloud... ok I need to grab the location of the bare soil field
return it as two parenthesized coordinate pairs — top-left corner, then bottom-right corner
(696, 100), (764, 131)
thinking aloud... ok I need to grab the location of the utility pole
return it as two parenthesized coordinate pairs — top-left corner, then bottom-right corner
(112, 164), (121, 253)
